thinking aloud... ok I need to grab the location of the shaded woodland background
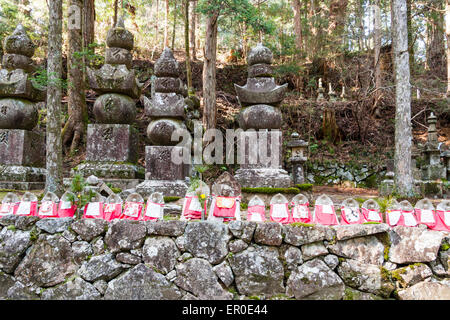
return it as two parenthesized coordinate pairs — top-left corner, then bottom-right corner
(1, 0), (450, 184)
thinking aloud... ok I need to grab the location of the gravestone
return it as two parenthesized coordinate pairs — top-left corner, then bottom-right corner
(0, 25), (46, 190)
(233, 43), (291, 188)
(136, 48), (190, 197)
(72, 18), (144, 188)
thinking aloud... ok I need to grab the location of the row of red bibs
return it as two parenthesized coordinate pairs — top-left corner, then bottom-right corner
(181, 195), (204, 220)
(211, 195), (240, 222)
(413, 208), (450, 231)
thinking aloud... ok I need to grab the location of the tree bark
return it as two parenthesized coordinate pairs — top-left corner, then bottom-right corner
(46, 0), (64, 195)
(392, 0), (414, 197)
(172, 0), (177, 50)
(446, 0), (450, 95)
(113, 0), (119, 26)
(83, 0), (95, 48)
(202, 11), (219, 130)
(292, 0), (303, 55)
(184, 0), (192, 91)
(62, 0), (88, 155)
(164, 0), (169, 47)
(373, 0), (382, 115)
(426, 2), (446, 78)
(190, 0), (197, 60)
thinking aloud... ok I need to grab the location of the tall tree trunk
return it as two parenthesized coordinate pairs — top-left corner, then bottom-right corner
(46, 0), (64, 195)
(202, 11), (219, 130)
(113, 0), (119, 26)
(406, 0), (414, 69)
(152, 0), (160, 58)
(190, 0), (197, 60)
(373, 0), (382, 115)
(292, 0), (303, 55)
(172, 0), (177, 50)
(83, 0), (95, 48)
(426, 2), (446, 78)
(184, 0), (192, 92)
(446, 0), (450, 95)
(62, 0), (88, 155)
(392, 0), (414, 197)
(164, 0), (169, 47)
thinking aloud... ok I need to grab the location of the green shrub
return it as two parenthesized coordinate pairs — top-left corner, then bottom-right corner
(295, 184), (313, 191)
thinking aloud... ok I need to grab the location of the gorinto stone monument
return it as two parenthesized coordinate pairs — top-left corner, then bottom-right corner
(72, 18), (144, 188)
(135, 48), (190, 197)
(233, 43), (292, 188)
(0, 25), (46, 190)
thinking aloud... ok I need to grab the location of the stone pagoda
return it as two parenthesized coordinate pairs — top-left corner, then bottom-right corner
(0, 25), (46, 190)
(73, 18), (144, 189)
(233, 43), (291, 188)
(135, 48), (189, 197)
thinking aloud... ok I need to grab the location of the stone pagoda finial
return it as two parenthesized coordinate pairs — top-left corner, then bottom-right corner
(317, 78), (325, 101)
(426, 112), (438, 147)
(328, 83), (337, 102)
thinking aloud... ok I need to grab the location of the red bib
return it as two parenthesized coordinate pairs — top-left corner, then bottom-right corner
(182, 196), (203, 220)
(247, 205), (266, 222)
(433, 210), (450, 232)
(314, 204), (339, 225)
(290, 203), (312, 224)
(38, 201), (58, 218)
(212, 196), (238, 219)
(270, 203), (290, 224)
(58, 200), (77, 218)
(103, 203), (122, 221)
(142, 201), (164, 221)
(83, 202), (105, 219)
(340, 206), (365, 225)
(414, 208), (437, 229)
(120, 202), (143, 220)
(15, 201), (38, 217)
(361, 208), (383, 223)
(0, 203), (17, 216)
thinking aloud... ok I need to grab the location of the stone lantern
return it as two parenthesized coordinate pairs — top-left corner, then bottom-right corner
(286, 132), (308, 185)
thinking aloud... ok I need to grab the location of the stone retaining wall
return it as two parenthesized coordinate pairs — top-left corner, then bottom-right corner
(0, 216), (449, 300)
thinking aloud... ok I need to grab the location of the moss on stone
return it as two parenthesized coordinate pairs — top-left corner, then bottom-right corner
(6, 225), (16, 231)
(295, 184), (313, 191)
(290, 222), (315, 228)
(164, 196), (181, 203)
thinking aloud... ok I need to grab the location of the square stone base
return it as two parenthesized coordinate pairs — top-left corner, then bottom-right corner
(135, 179), (188, 198)
(234, 168), (292, 188)
(0, 165), (46, 182)
(0, 181), (45, 191)
(145, 146), (187, 181)
(86, 124), (138, 163)
(0, 129), (45, 167)
(72, 162), (145, 180)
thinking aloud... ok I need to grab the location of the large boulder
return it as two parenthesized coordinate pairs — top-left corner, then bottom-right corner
(327, 235), (385, 265)
(0, 228), (32, 273)
(41, 277), (101, 300)
(301, 241), (329, 261)
(397, 281), (450, 300)
(78, 253), (125, 282)
(336, 259), (394, 297)
(390, 263), (433, 289)
(388, 226), (445, 264)
(282, 225), (335, 246)
(174, 258), (233, 300)
(104, 220), (147, 253)
(286, 258), (345, 300)
(36, 218), (73, 234)
(15, 234), (77, 287)
(228, 245), (285, 297)
(142, 236), (180, 275)
(0, 272), (15, 299)
(146, 220), (187, 237)
(332, 224), (390, 241)
(71, 219), (109, 242)
(104, 263), (182, 300)
(228, 221), (256, 243)
(184, 222), (230, 265)
(254, 222), (282, 246)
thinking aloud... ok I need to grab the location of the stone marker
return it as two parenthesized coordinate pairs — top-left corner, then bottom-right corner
(0, 25), (46, 190)
(73, 18), (144, 186)
(233, 43), (291, 188)
(136, 48), (190, 197)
